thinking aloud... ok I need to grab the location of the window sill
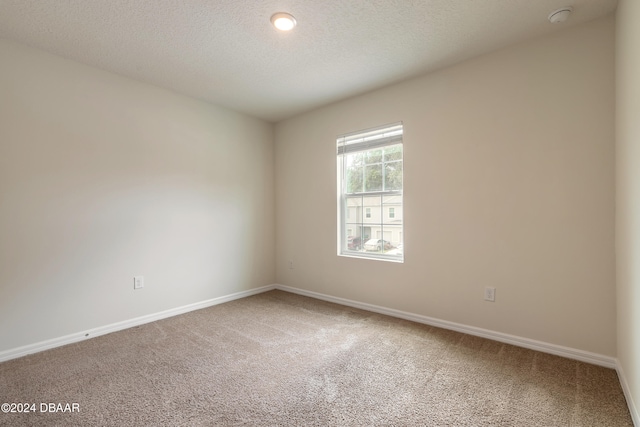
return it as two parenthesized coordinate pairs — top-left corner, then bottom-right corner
(338, 252), (404, 263)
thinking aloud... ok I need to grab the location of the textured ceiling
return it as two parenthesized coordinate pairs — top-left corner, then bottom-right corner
(0, 0), (617, 122)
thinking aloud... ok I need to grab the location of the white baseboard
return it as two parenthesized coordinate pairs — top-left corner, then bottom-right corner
(0, 282), (619, 370)
(617, 361), (640, 426)
(274, 284), (618, 369)
(0, 285), (276, 363)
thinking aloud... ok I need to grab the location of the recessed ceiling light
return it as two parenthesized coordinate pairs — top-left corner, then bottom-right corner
(271, 12), (296, 31)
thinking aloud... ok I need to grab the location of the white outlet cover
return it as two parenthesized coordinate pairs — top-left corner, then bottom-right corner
(134, 276), (144, 289)
(484, 287), (495, 302)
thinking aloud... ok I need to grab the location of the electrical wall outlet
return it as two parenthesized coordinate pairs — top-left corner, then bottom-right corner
(484, 287), (496, 302)
(133, 276), (144, 289)
(288, 260), (294, 270)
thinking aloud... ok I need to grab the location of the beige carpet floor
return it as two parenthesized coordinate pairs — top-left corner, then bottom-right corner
(0, 290), (633, 426)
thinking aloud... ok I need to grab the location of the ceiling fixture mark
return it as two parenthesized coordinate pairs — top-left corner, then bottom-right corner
(548, 6), (573, 24)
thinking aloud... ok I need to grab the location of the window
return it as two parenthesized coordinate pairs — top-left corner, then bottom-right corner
(337, 123), (403, 262)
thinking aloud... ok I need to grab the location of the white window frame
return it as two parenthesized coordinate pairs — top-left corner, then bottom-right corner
(337, 122), (404, 262)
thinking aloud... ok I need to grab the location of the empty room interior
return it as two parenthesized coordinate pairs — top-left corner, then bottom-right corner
(1, 0), (639, 425)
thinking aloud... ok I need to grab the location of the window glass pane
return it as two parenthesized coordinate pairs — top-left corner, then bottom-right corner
(382, 195), (402, 253)
(364, 164), (383, 192)
(346, 165), (363, 193)
(363, 195), (381, 223)
(384, 145), (402, 161)
(346, 195), (363, 216)
(345, 195), (364, 246)
(345, 223), (364, 250)
(365, 149), (382, 164)
(384, 160), (402, 191)
(345, 152), (364, 193)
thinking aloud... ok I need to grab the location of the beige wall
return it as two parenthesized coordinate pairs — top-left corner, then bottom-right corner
(0, 11), (621, 372)
(276, 17), (615, 356)
(616, 0), (640, 420)
(0, 39), (275, 352)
